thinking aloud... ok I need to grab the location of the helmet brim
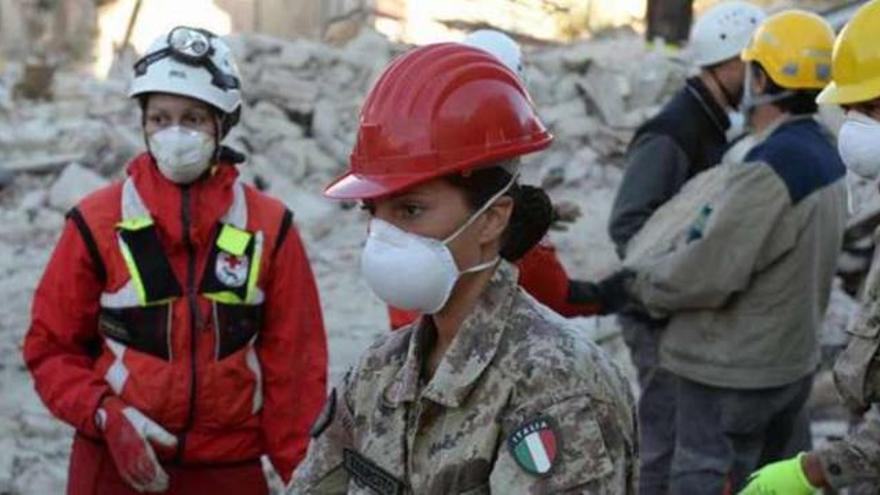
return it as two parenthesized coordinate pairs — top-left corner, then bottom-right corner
(324, 135), (553, 200)
(817, 79), (880, 106)
(323, 172), (434, 200)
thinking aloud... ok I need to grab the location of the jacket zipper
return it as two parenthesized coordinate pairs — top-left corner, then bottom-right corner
(176, 185), (201, 462)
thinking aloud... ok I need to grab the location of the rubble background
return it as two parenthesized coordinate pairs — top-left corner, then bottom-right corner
(0, 20), (863, 495)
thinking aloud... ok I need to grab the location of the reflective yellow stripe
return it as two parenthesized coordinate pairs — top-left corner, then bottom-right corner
(204, 291), (245, 305)
(217, 224), (252, 256)
(246, 232), (263, 304)
(117, 237), (147, 306)
(117, 217), (154, 231)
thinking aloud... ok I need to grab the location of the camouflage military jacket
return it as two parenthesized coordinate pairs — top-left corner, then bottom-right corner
(817, 233), (880, 488)
(290, 262), (638, 494)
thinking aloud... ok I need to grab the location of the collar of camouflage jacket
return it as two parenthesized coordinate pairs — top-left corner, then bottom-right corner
(383, 261), (519, 409)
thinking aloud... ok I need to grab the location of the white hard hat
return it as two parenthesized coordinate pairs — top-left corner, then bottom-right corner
(689, 1), (766, 67)
(463, 29), (523, 79)
(129, 27), (242, 122)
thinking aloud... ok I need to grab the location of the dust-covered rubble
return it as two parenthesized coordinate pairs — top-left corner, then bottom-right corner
(0, 27), (860, 493)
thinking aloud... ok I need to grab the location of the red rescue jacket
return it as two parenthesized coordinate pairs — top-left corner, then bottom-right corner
(23, 153), (328, 482)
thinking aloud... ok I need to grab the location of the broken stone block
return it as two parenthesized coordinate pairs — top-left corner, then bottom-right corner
(576, 69), (626, 127)
(275, 41), (314, 70)
(47, 162), (109, 212)
(250, 67), (319, 115)
(13, 60), (55, 101)
(0, 167), (12, 190)
(553, 115), (600, 141)
(539, 102), (587, 127)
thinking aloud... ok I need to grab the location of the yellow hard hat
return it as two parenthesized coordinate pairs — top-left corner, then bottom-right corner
(817, 0), (880, 105)
(741, 10), (834, 90)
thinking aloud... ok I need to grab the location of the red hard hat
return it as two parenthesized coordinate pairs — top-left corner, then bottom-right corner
(324, 43), (553, 200)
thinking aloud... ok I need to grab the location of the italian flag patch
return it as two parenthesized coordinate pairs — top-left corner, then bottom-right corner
(507, 416), (558, 476)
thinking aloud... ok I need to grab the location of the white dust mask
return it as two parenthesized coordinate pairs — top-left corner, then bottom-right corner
(148, 126), (216, 184)
(838, 111), (880, 181)
(726, 111), (746, 141)
(360, 175), (517, 314)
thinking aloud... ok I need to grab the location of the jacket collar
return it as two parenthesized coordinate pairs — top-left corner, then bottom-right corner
(685, 76), (731, 138)
(384, 262), (519, 409)
(752, 114), (818, 148)
(126, 152), (241, 247)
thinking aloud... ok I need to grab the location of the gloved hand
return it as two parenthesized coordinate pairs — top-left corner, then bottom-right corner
(568, 270), (635, 315)
(739, 454), (816, 495)
(549, 200), (582, 232)
(96, 396), (178, 493)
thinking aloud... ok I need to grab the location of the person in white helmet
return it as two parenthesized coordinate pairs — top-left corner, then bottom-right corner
(463, 29), (524, 78)
(22, 26), (328, 494)
(607, 2), (765, 493)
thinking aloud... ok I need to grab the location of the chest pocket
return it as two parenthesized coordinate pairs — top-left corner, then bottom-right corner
(99, 219), (266, 362)
(201, 223), (265, 360)
(98, 217), (182, 361)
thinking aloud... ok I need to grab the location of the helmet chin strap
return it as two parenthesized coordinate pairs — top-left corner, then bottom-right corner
(707, 67), (739, 110)
(739, 63), (794, 116)
(210, 113), (222, 165)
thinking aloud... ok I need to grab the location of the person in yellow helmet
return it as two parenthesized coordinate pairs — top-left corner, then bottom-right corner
(741, 1), (880, 493)
(601, 9), (846, 493)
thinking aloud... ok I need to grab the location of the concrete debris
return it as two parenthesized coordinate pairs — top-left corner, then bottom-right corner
(47, 162), (109, 213)
(0, 167), (13, 190)
(0, 24), (860, 494)
(12, 61), (55, 101)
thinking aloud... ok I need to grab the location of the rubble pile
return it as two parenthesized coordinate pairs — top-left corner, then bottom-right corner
(0, 26), (855, 493)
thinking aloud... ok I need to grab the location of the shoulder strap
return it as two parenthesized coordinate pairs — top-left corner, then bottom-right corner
(273, 208), (294, 255)
(66, 207), (107, 283)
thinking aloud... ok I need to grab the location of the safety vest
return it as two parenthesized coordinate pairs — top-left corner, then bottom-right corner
(94, 176), (271, 412)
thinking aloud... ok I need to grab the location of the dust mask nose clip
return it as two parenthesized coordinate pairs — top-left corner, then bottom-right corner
(360, 173), (518, 314)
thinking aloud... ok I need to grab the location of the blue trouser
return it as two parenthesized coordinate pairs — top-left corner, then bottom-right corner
(669, 374), (814, 494)
(619, 313), (676, 495)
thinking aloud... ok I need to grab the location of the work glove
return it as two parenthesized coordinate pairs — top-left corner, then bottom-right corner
(568, 269), (635, 315)
(549, 200), (582, 232)
(739, 454), (816, 495)
(96, 396), (178, 493)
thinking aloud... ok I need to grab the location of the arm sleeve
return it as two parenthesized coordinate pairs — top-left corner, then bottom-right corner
(628, 163), (792, 313)
(290, 375), (357, 494)
(608, 134), (691, 258)
(259, 225), (329, 483)
(816, 408), (880, 489)
(489, 389), (638, 494)
(22, 218), (109, 438)
(517, 242), (601, 318)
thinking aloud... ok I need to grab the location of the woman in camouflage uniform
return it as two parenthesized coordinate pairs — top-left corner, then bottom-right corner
(290, 43), (638, 494)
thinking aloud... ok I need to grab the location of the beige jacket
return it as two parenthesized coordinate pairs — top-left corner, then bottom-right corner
(628, 117), (847, 389)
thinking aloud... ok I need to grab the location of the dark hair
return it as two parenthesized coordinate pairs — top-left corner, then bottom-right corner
(446, 164), (553, 262)
(751, 63), (819, 115)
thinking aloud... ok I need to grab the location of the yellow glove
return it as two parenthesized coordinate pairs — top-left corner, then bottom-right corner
(739, 454), (816, 495)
